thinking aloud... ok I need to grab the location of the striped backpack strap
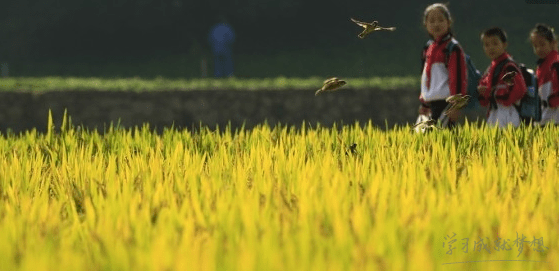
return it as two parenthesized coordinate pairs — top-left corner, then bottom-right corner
(421, 40), (433, 71)
(444, 38), (458, 65)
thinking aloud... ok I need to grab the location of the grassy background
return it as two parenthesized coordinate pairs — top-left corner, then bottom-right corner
(0, 75), (420, 92)
(8, 46), (417, 79)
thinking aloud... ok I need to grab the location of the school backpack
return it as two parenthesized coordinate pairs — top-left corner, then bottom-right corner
(423, 39), (483, 110)
(444, 39), (483, 110)
(491, 58), (541, 124)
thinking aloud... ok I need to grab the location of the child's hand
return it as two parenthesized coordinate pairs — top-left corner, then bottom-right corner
(477, 86), (488, 95)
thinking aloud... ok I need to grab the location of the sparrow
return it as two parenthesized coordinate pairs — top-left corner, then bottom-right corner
(412, 118), (437, 128)
(445, 94), (470, 104)
(501, 70), (517, 86)
(412, 119), (440, 132)
(345, 143), (358, 156)
(444, 94), (471, 115)
(350, 18), (396, 39)
(315, 77), (347, 96)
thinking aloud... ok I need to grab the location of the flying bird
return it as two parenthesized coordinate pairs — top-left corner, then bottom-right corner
(445, 94), (470, 105)
(501, 70), (517, 86)
(350, 18), (396, 39)
(315, 77), (347, 96)
(412, 119), (440, 133)
(444, 94), (471, 115)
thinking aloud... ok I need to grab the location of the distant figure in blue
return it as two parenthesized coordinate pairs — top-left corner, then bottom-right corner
(208, 17), (235, 77)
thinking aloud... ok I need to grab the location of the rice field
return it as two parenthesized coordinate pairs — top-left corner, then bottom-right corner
(0, 112), (558, 271)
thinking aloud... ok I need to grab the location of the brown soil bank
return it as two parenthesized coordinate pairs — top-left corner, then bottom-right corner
(0, 88), (429, 134)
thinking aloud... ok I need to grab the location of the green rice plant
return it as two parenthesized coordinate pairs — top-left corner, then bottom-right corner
(0, 113), (557, 271)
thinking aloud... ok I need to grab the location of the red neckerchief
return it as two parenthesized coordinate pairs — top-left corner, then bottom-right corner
(536, 50), (559, 85)
(425, 33), (452, 88)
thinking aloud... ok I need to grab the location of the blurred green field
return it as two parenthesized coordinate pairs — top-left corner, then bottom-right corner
(0, 112), (557, 271)
(5, 44), (422, 79)
(0, 76), (419, 92)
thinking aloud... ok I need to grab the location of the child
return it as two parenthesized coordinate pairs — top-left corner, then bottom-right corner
(418, 3), (468, 128)
(530, 23), (559, 125)
(477, 27), (526, 128)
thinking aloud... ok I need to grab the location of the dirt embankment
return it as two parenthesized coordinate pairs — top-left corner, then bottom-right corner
(0, 88), (421, 134)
